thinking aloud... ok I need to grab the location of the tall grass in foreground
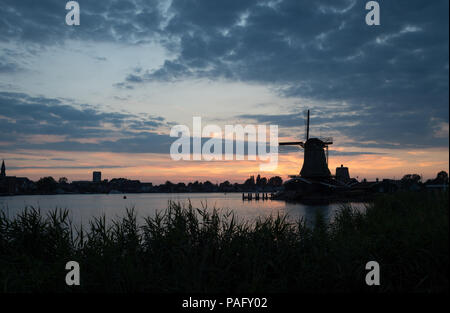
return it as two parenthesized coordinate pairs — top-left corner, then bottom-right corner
(0, 191), (447, 293)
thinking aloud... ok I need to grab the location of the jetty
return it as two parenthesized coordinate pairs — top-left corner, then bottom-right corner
(242, 192), (271, 201)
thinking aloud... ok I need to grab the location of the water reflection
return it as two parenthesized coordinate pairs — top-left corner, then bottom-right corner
(0, 193), (366, 227)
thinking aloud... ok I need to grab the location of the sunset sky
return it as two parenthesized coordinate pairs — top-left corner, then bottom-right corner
(0, 0), (448, 184)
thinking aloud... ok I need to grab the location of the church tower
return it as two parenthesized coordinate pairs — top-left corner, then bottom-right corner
(1, 160), (5, 177)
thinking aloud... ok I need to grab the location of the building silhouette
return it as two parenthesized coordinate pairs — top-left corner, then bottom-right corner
(336, 164), (350, 183)
(1, 160), (5, 177)
(93, 171), (102, 183)
(0, 160), (34, 194)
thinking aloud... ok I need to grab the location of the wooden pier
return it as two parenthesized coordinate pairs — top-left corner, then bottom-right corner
(242, 192), (272, 201)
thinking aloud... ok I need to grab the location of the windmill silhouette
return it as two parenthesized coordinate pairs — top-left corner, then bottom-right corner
(279, 110), (333, 178)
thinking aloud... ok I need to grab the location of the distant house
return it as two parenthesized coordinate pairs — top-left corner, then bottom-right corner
(335, 164), (350, 183)
(350, 179), (400, 194)
(0, 160), (35, 195)
(93, 171), (102, 182)
(0, 176), (35, 195)
(424, 171), (449, 192)
(378, 179), (400, 193)
(425, 184), (448, 191)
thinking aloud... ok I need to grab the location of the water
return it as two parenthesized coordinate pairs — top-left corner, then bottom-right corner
(0, 193), (366, 226)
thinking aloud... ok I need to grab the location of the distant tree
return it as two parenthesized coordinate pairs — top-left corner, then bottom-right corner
(401, 174), (422, 183)
(36, 176), (58, 193)
(219, 180), (232, 191)
(268, 176), (283, 187)
(401, 174), (422, 190)
(244, 175), (255, 186)
(435, 171), (449, 184)
(256, 174), (261, 186)
(58, 177), (68, 184)
(202, 181), (215, 191)
(254, 175), (267, 188)
(159, 180), (175, 192)
(260, 177), (267, 187)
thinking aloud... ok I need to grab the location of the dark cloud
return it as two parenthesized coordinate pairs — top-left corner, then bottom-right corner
(0, 0), (448, 152)
(239, 107), (448, 149)
(0, 60), (20, 73)
(8, 165), (125, 170)
(121, 0), (448, 148)
(113, 82), (135, 90)
(0, 0), (165, 45)
(0, 92), (173, 153)
(0, 92), (271, 156)
(328, 150), (384, 156)
(3, 157), (75, 162)
(0, 49), (25, 73)
(0, 92), (282, 156)
(279, 144), (384, 155)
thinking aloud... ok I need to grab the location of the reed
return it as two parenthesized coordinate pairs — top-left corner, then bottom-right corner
(0, 191), (447, 292)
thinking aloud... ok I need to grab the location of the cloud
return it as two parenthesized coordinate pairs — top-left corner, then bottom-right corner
(0, 92), (276, 156)
(0, 48), (25, 73)
(0, 0), (167, 45)
(0, 60), (20, 73)
(278, 145), (384, 156)
(116, 0), (448, 149)
(238, 107), (449, 149)
(0, 92), (174, 153)
(8, 165), (125, 170)
(0, 0), (448, 154)
(328, 150), (384, 156)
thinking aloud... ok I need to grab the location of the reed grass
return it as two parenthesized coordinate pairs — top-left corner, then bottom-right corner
(0, 191), (447, 292)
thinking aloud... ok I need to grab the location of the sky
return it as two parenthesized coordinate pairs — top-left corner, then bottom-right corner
(0, 0), (448, 183)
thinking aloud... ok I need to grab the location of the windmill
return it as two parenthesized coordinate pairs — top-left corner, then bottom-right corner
(279, 110), (333, 178)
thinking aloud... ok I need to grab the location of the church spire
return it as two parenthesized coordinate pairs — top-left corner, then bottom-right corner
(1, 160), (5, 177)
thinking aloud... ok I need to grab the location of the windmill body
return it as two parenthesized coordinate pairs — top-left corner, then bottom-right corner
(280, 110), (332, 179)
(300, 138), (331, 178)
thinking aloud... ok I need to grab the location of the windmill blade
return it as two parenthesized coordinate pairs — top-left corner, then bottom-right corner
(303, 109), (309, 141)
(304, 109), (310, 141)
(279, 141), (304, 148)
(279, 141), (304, 145)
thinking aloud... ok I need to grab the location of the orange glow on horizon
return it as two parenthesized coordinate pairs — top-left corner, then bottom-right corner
(1, 146), (448, 184)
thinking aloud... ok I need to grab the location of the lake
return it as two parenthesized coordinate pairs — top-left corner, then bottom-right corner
(0, 193), (367, 226)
